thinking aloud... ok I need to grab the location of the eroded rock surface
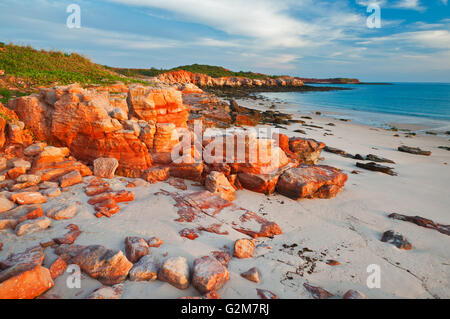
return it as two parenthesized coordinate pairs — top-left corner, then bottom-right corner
(192, 256), (229, 294)
(55, 244), (133, 285)
(158, 256), (190, 290)
(276, 165), (348, 199)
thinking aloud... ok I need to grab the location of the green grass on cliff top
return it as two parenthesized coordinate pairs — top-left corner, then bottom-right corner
(0, 42), (142, 86)
(108, 63), (282, 80)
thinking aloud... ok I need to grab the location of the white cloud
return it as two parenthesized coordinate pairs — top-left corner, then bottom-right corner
(108, 0), (368, 49)
(359, 29), (450, 49)
(392, 0), (426, 11)
(108, 0), (312, 47)
(195, 38), (241, 48)
(239, 53), (300, 70)
(356, 0), (426, 11)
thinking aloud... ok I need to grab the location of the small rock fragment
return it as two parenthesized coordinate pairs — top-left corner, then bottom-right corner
(343, 289), (367, 299)
(234, 239), (255, 259)
(15, 217), (51, 236)
(39, 181), (59, 190)
(192, 256), (229, 294)
(86, 284), (123, 299)
(398, 145), (431, 156)
(147, 237), (163, 248)
(0, 197), (15, 213)
(241, 267), (260, 283)
(303, 283), (334, 299)
(49, 257), (68, 280)
(356, 162), (397, 176)
(46, 205), (78, 220)
(158, 256), (190, 290)
(23, 143), (46, 157)
(125, 236), (150, 263)
(129, 254), (160, 281)
(256, 289), (278, 299)
(11, 192), (47, 205)
(53, 224), (82, 245)
(381, 230), (412, 250)
(41, 187), (61, 198)
(59, 170), (82, 188)
(211, 251), (231, 268)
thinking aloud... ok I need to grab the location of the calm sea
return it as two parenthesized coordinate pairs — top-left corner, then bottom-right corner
(259, 83), (450, 133)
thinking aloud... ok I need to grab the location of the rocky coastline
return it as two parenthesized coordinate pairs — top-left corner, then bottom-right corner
(0, 77), (449, 300)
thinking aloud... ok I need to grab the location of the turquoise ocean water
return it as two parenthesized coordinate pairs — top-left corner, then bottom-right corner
(260, 83), (450, 133)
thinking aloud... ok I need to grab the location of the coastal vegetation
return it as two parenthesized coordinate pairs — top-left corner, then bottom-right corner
(0, 43), (134, 86)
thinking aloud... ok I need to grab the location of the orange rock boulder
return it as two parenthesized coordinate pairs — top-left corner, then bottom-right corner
(276, 165), (348, 199)
(55, 244), (133, 286)
(127, 85), (188, 128)
(0, 246), (53, 299)
(9, 84), (152, 177)
(0, 266), (54, 299)
(192, 256), (229, 294)
(289, 137), (326, 164)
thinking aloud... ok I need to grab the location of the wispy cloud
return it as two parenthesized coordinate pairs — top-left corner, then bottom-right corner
(358, 29), (450, 49)
(356, 0), (426, 11)
(392, 0), (426, 11)
(108, 0), (313, 47)
(107, 0), (373, 50)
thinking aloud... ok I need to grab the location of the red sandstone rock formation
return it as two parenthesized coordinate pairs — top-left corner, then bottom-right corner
(127, 85), (188, 127)
(158, 70), (304, 88)
(7, 84), (192, 177)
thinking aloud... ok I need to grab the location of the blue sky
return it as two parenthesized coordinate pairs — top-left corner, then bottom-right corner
(0, 0), (449, 81)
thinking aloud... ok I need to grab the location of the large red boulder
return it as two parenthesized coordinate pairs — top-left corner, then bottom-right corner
(9, 84), (152, 177)
(55, 244), (133, 286)
(127, 86), (188, 128)
(276, 165), (348, 199)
